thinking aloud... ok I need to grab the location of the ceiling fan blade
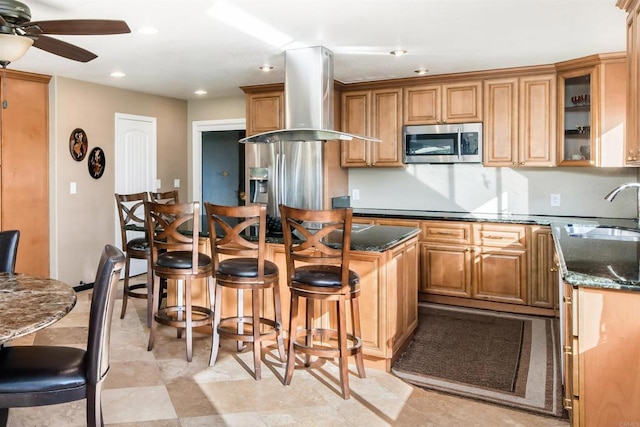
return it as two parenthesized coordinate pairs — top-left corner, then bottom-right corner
(24, 19), (130, 35)
(32, 34), (97, 62)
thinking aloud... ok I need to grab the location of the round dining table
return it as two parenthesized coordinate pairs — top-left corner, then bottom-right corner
(0, 273), (77, 344)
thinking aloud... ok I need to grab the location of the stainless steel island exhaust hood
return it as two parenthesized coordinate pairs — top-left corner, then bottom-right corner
(240, 46), (380, 143)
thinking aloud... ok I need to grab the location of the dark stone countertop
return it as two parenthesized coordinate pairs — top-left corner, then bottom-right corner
(353, 208), (640, 292)
(265, 224), (421, 252)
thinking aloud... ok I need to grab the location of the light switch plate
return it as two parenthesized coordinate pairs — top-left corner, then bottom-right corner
(70, 182), (76, 194)
(550, 193), (561, 207)
(174, 179), (180, 188)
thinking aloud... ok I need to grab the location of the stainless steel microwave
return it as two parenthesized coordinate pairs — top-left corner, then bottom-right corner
(402, 123), (483, 164)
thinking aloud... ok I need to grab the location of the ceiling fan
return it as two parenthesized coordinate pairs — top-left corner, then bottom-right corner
(0, 0), (130, 66)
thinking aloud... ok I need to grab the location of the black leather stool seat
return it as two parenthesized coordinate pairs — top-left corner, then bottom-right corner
(293, 265), (359, 288)
(218, 258), (278, 278)
(156, 252), (211, 269)
(0, 346), (86, 393)
(126, 237), (149, 252)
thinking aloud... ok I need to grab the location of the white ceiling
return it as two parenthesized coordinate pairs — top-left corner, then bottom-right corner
(7, 0), (629, 100)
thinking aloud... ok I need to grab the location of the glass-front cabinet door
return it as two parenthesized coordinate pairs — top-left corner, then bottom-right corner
(557, 68), (594, 166)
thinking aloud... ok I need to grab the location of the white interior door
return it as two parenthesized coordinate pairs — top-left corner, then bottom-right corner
(115, 113), (157, 276)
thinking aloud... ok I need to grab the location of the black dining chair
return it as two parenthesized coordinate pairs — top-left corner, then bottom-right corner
(0, 244), (125, 427)
(0, 230), (19, 273)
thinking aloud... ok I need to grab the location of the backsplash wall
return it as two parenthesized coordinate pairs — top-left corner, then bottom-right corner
(348, 165), (639, 219)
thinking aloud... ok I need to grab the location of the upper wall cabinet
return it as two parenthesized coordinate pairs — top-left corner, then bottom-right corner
(483, 73), (557, 167)
(555, 53), (626, 167)
(243, 88), (284, 137)
(403, 81), (482, 125)
(340, 88), (403, 167)
(618, 0), (640, 164)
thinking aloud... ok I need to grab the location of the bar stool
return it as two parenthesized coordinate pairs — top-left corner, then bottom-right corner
(115, 192), (153, 326)
(204, 202), (286, 379)
(279, 204), (365, 399)
(145, 200), (215, 362)
(149, 190), (179, 204)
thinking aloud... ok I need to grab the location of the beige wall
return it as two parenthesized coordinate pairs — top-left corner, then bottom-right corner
(186, 96), (245, 197)
(50, 76), (187, 285)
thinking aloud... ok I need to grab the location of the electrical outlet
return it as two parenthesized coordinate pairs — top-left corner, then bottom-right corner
(550, 193), (561, 207)
(156, 179), (161, 189)
(174, 179), (180, 188)
(352, 189), (360, 201)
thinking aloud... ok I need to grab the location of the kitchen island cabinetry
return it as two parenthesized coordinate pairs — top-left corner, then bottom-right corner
(562, 284), (640, 426)
(340, 88), (403, 167)
(175, 226), (420, 371)
(403, 81), (482, 125)
(483, 73), (557, 167)
(555, 53), (626, 167)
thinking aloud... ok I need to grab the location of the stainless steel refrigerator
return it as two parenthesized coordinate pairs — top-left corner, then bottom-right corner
(247, 140), (328, 220)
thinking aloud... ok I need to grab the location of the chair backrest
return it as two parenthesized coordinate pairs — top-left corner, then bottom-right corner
(149, 190), (179, 204)
(144, 201), (201, 273)
(279, 204), (353, 290)
(0, 230), (19, 273)
(114, 192), (148, 250)
(204, 203), (267, 276)
(86, 244), (125, 385)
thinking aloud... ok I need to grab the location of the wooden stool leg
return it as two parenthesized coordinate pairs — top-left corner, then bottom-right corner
(337, 296), (350, 399)
(252, 288), (261, 380)
(145, 256), (153, 328)
(147, 273), (161, 351)
(304, 298), (313, 367)
(351, 296), (366, 378)
(272, 280), (286, 362)
(236, 289), (244, 352)
(185, 277), (193, 362)
(209, 279), (220, 367)
(120, 255), (132, 319)
(284, 292), (299, 385)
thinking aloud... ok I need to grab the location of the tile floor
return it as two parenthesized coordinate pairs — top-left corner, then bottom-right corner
(6, 276), (570, 426)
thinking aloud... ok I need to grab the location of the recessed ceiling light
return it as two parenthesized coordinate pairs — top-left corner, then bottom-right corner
(414, 69), (429, 75)
(110, 71), (125, 78)
(137, 26), (158, 35)
(259, 65), (274, 72)
(194, 90), (207, 95)
(390, 50), (407, 56)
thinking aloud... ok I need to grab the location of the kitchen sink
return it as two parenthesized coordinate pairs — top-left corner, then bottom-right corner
(565, 224), (640, 241)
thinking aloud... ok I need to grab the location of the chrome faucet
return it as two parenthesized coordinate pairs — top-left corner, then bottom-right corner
(604, 182), (640, 226)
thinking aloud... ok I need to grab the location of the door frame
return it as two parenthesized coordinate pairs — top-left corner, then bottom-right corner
(191, 118), (246, 203)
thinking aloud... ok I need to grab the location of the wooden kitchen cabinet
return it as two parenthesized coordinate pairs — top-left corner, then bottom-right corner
(243, 87), (284, 137)
(618, 0), (640, 164)
(340, 88), (403, 167)
(529, 226), (559, 309)
(403, 81), (482, 125)
(0, 70), (50, 277)
(472, 223), (528, 305)
(562, 284), (640, 425)
(420, 221), (473, 297)
(555, 53), (627, 167)
(421, 221), (528, 305)
(483, 73), (557, 167)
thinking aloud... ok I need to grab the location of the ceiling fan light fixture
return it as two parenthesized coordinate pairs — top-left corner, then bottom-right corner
(0, 34), (33, 66)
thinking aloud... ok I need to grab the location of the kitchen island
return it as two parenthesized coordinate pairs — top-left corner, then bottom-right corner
(550, 218), (640, 426)
(180, 224), (421, 372)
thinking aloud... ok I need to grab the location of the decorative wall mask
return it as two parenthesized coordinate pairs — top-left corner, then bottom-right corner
(88, 147), (105, 179)
(69, 128), (88, 161)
